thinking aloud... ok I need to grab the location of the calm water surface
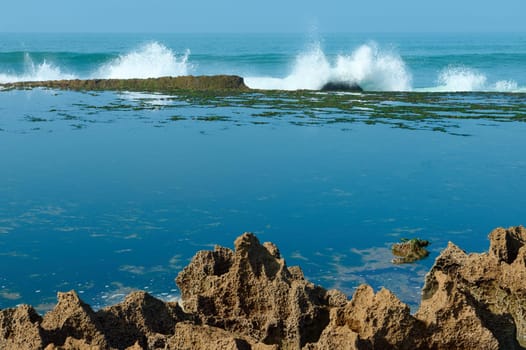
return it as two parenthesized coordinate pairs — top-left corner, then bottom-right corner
(1, 88), (525, 312)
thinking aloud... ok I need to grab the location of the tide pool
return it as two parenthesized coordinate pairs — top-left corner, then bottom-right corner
(1, 88), (525, 312)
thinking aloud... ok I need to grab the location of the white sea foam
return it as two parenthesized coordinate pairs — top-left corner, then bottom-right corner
(434, 66), (487, 92)
(494, 80), (519, 92)
(0, 53), (76, 83)
(244, 42), (412, 91)
(419, 66), (523, 92)
(94, 42), (191, 79)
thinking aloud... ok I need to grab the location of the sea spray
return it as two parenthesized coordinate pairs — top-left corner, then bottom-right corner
(0, 53), (75, 83)
(95, 42), (191, 79)
(333, 43), (412, 91)
(0, 35), (524, 92)
(244, 42), (412, 91)
(421, 66), (522, 92)
(435, 66), (487, 92)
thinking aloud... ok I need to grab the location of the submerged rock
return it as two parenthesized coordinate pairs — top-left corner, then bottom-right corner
(320, 81), (363, 92)
(1, 226), (526, 349)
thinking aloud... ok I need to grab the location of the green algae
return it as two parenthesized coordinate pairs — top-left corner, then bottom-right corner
(168, 115), (186, 121)
(25, 116), (47, 122)
(3, 79), (526, 135)
(2, 76), (249, 93)
(194, 116), (230, 122)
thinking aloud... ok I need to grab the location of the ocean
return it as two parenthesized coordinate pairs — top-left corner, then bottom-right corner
(1, 33), (526, 91)
(0, 33), (525, 312)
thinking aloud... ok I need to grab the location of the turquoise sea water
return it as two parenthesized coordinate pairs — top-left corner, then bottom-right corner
(1, 33), (526, 91)
(1, 33), (526, 312)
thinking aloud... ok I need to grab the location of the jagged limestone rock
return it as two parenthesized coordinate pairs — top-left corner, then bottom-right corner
(1, 227), (526, 349)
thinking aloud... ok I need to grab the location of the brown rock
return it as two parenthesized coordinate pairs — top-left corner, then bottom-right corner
(0, 304), (44, 350)
(391, 238), (430, 264)
(311, 285), (426, 350)
(41, 291), (108, 349)
(166, 322), (264, 350)
(4, 75), (250, 92)
(416, 234), (524, 349)
(44, 337), (104, 350)
(2, 227), (526, 349)
(176, 232), (332, 348)
(489, 226), (526, 264)
(97, 290), (185, 349)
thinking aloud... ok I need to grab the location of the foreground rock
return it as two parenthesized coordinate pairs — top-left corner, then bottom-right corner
(2, 75), (249, 92)
(1, 227), (526, 349)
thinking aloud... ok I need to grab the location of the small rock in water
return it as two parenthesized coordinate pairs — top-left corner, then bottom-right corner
(391, 238), (430, 264)
(320, 81), (363, 92)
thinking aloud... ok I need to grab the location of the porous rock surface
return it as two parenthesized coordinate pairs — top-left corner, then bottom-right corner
(1, 227), (526, 349)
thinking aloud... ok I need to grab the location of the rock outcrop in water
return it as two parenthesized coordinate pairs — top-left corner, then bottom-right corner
(2, 75), (249, 92)
(391, 238), (430, 264)
(1, 226), (526, 349)
(320, 81), (363, 92)
(1, 76), (366, 93)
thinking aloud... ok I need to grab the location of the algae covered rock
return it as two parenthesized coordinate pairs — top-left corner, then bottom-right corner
(391, 238), (430, 264)
(3, 75), (249, 93)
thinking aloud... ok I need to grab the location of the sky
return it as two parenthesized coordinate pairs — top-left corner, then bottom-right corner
(1, 0), (524, 33)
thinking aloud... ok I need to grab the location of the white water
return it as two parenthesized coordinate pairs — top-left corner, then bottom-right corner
(0, 42), (191, 83)
(94, 42), (191, 79)
(245, 42), (412, 91)
(0, 53), (75, 83)
(0, 41), (523, 92)
(419, 66), (522, 92)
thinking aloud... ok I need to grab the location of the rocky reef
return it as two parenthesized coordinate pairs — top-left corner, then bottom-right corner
(1, 76), (365, 93)
(1, 226), (526, 349)
(1, 75), (250, 92)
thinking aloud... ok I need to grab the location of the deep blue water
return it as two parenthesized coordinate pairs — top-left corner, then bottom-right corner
(1, 33), (526, 312)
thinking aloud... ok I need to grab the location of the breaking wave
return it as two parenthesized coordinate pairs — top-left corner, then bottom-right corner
(0, 42), (191, 83)
(418, 66), (522, 92)
(0, 40), (524, 92)
(0, 53), (75, 83)
(244, 42), (412, 91)
(94, 42), (191, 79)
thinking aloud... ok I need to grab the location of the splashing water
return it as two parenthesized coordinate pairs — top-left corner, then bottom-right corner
(421, 66), (522, 92)
(0, 37), (523, 92)
(95, 42), (191, 79)
(245, 42), (412, 91)
(494, 80), (518, 92)
(434, 66), (487, 92)
(0, 53), (75, 83)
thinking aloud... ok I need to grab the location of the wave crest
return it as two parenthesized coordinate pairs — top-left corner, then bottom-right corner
(435, 66), (487, 92)
(95, 42), (191, 79)
(244, 42), (412, 91)
(419, 66), (522, 92)
(0, 53), (75, 83)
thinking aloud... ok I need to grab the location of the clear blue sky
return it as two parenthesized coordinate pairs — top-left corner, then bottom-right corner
(1, 0), (524, 33)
